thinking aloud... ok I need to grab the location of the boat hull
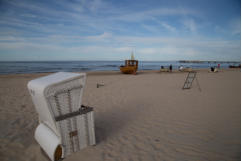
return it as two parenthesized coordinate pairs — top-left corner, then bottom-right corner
(120, 66), (137, 74)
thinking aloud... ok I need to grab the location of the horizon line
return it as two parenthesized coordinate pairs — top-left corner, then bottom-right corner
(0, 60), (240, 63)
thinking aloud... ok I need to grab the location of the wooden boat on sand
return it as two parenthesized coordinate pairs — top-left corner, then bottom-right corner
(120, 53), (138, 74)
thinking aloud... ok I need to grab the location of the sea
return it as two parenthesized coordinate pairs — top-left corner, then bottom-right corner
(0, 61), (240, 75)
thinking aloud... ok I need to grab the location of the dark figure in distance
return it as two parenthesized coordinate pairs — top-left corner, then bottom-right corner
(211, 67), (214, 72)
(169, 64), (172, 72)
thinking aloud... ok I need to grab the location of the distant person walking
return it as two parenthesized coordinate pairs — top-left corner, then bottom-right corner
(169, 64), (172, 72)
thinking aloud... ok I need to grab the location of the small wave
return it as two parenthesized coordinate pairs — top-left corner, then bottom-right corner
(99, 65), (119, 67)
(79, 67), (90, 71)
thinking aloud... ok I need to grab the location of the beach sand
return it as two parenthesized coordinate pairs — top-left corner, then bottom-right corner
(0, 69), (240, 161)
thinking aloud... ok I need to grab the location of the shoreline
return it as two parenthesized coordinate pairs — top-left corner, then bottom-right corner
(0, 60), (240, 75)
(0, 68), (240, 77)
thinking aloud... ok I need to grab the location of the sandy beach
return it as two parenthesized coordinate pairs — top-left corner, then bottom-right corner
(0, 69), (240, 161)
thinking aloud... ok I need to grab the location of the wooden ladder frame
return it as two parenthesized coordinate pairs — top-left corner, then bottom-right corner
(183, 71), (197, 89)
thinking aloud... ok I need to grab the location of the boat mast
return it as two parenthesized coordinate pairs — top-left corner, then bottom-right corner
(131, 51), (135, 60)
(130, 45), (135, 60)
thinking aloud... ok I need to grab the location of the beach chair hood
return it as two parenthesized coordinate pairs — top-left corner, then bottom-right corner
(28, 72), (86, 136)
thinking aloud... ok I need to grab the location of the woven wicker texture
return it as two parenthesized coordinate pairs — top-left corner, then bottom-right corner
(43, 73), (95, 156)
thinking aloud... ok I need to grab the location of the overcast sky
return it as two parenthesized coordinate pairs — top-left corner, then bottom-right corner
(0, 0), (240, 61)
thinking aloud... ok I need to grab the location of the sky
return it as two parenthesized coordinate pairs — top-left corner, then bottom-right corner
(0, 0), (240, 61)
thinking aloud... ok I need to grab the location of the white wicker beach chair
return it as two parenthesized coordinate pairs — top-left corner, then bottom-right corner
(28, 72), (95, 161)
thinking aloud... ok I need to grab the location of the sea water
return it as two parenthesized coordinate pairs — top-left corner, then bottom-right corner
(0, 61), (239, 74)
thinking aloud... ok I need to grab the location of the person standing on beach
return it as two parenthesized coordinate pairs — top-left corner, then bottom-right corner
(169, 64), (172, 72)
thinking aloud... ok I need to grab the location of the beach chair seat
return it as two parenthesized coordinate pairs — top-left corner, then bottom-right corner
(28, 72), (95, 161)
(179, 67), (193, 72)
(209, 67), (218, 73)
(160, 68), (169, 72)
